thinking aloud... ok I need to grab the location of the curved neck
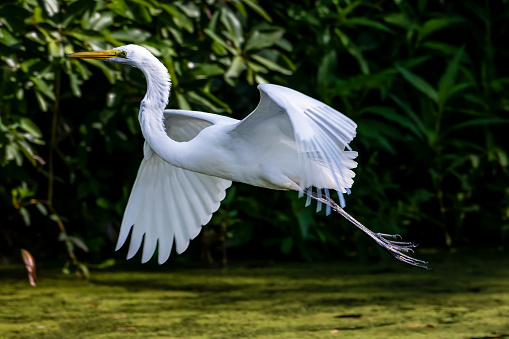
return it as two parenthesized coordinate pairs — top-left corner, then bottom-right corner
(137, 56), (186, 167)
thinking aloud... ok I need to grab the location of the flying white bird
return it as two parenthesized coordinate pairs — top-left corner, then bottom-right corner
(67, 44), (427, 269)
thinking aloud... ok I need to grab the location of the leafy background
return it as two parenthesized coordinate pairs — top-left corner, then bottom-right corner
(0, 0), (508, 273)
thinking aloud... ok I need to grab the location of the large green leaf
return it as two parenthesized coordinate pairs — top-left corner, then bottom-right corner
(251, 54), (292, 75)
(220, 7), (244, 50)
(240, 0), (272, 22)
(110, 29), (151, 43)
(245, 30), (284, 51)
(0, 27), (21, 48)
(396, 65), (438, 103)
(19, 118), (42, 138)
(335, 28), (369, 75)
(204, 28), (238, 55)
(418, 17), (464, 42)
(437, 46), (464, 108)
(344, 17), (394, 33)
(359, 106), (424, 140)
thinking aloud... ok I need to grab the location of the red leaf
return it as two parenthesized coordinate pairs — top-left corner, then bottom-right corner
(21, 249), (36, 287)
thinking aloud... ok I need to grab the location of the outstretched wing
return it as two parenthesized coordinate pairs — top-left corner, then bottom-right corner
(232, 84), (357, 213)
(116, 110), (234, 264)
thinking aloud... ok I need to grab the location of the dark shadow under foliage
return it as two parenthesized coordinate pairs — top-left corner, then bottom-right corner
(0, 1), (508, 270)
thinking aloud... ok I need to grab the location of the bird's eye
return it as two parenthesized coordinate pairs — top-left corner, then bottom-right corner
(117, 51), (127, 59)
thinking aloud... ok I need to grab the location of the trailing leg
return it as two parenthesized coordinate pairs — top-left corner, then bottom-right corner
(304, 190), (429, 270)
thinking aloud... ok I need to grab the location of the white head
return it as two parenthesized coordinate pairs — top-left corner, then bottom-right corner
(66, 44), (159, 68)
(67, 44), (171, 113)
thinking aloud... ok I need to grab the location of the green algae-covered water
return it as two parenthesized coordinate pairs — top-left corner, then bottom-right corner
(1, 250), (508, 338)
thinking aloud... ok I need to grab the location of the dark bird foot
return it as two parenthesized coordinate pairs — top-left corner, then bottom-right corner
(304, 190), (430, 270)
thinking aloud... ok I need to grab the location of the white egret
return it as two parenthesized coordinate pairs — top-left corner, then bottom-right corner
(67, 44), (427, 269)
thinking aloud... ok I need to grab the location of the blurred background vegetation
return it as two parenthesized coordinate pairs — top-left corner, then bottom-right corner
(0, 0), (508, 273)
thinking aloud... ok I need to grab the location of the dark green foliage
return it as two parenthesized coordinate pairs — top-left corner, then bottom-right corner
(0, 0), (508, 267)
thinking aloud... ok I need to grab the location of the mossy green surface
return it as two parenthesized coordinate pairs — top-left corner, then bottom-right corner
(1, 251), (508, 338)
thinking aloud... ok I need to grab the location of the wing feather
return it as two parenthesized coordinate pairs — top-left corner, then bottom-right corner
(156, 172), (174, 264)
(232, 84), (357, 209)
(117, 110), (233, 263)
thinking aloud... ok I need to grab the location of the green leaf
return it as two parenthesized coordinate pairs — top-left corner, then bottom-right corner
(175, 2), (200, 18)
(447, 82), (471, 98)
(0, 27), (21, 49)
(5, 143), (20, 164)
(34, 90), (48, 112)
(20, 118), (42, 138)
(68, 236), (89, 253)
(317, 49), (337, 88)
(496, 149), (508, 168)
(69, 73), (82, 98)
(240, 0), (272, 22)
(43, 0), (59, 17)
(107, 0), (134, 20)
(87, 11), (115, 31)
(382, 13), (412, 29)
(20, 207), (30, 226)
(336, 0), (362, 16)
(81, 59), (117, 83)
(396, 65), (438, 103)
(335, 28), (369, 75)
(245, 30), (284, 51)
(225, 55), (246, 79)
(204, 28), (238, 55)
(232, 1), (248, 18)
(167, 26), (183, 44)
(48, 41), (61, 57)
(418, 17), (464, 42)
(96, 258), (116, 269)
(422, 41), (461, 56)
(17, 140), (37, 166)
(132, 4), (153, 24)
(62, 1), (94, 26)
(444, 118), (509, 134)
(25, 31), (46, 45)
(359, 106), (424, 140)
(389, 94), (428, 140)
(36, 203), (48, 216)
(357, 123), (397, 154)
(188, 63), (224, 78)
(280, 237), (293, 254)
(96, 197), (110, 209)
(294, 206), (313, 239)
(175, 92), (191, 110)
(110, 29), (151, 43)
(78, 263), (90, 279)
(220, 7), (244, 50)
(66, 31), (106, 43)
(251, 54), (292, 75)
(187, 91), (224, 113)
(344, 17), (394, 34)
(199, 89), (232, 114)
(437, 46), (464, 108)
(160, 3), (194, 33)
(30, 77), (56, 101)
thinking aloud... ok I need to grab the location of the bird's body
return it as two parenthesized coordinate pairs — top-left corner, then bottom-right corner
(67, 44), (427, 269)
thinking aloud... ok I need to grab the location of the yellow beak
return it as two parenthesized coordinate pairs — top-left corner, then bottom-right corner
(66, 50), (124, 60)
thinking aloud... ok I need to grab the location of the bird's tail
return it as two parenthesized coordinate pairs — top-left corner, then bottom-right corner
(304, 189), (429, 270)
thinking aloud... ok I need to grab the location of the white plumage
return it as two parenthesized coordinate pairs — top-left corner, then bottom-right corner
(67, 44), (427, 269)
